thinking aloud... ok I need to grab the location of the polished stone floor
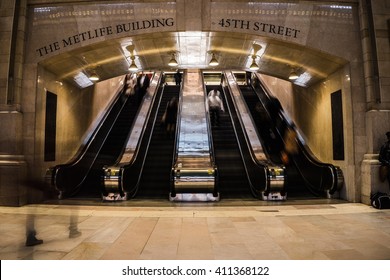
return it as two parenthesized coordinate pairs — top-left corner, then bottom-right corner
(1, 198), (390, 260)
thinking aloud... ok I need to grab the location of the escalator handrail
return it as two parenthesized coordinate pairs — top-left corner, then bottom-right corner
(115, 72), (161, 167)
(171, 74), (184, 167)
(201, 72), (217, 168)
(224, 71), (269, 168)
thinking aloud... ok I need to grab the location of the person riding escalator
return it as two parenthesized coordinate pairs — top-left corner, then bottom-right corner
(207, 88), (224, 127)
(162, 96), (178, 138)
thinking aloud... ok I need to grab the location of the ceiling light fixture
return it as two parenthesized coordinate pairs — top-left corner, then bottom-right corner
(89, 71), (100, 81)
(81, 56), (100, 82)
(249, 55), (259, 71)
(289, 70), (299, 80)
(126, 44), (139, 72)
(252, 43), (262, 55)
(168, 53), (178, 67)
(248, 43), (262, 71)
(209, 53), (219, 66)
(128, 58), (138, 72)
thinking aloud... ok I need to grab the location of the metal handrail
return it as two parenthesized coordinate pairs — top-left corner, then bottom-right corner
(201, 72), (217, 168)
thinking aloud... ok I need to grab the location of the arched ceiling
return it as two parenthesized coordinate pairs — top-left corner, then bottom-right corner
(39, 31), (347, 88)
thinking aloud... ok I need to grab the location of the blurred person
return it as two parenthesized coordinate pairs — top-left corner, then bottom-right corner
(208, 88), (221, 98)
(136, 71), (150, 104)
(25, 208), (82, 246)
(245, 71), (252, 85)
(207, 90), (224, 127)
(125, 73), (137, 96)
(268, 96), (283, 129)
(68, 206), (82, 238)
(281, 123), (299, 165)
(23, 179), (82, 246)
(163, 97), (178, 138)
(174, 70), (182, 86)
(25, 213), (43, 247)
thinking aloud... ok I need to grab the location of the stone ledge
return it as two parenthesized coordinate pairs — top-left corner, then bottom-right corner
(0, 104), (21, 112)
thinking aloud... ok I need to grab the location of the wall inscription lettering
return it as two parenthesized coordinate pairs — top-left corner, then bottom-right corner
(215, 19), (300, 38)
(35, 18), (175, 58)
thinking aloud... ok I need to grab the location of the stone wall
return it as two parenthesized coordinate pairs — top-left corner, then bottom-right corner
(34, 66), (124, 182)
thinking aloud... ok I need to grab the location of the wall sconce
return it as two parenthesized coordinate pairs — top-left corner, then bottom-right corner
(82, 56), (100, 81)
(209, 53), (219, 66)
(128, 58), (138, 72)
(249, 55), (259, 71)
(126, 44), (139, 72)
(248, 43), (262, 71)
(168, 53), (178, 67)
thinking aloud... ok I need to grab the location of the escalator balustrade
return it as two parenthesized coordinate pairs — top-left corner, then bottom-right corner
(52, 74), (140, 198)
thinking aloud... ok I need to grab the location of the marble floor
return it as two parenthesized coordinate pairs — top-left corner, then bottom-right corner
(1, 198), (390, 260)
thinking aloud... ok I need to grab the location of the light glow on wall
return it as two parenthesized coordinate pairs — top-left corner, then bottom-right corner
(74, 72), (93, 88)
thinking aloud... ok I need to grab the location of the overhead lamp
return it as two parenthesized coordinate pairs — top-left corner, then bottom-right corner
(209, 53), (219, 66)
(249, 55), (259, 71)
(168, 53), (178, 67)
(82, 56), (99, 81)
(252, 43), (262, 54)
(89, 71), (99, 81)
(126, 45), (139, 72)
(289, 70), (299, 80)
(249, 43), (262, 70)
(129, 57), (138, 72)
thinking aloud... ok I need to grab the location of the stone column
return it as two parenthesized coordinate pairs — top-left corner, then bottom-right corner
(360, 0), (390, 204)
(0, 0), (28, 206)
(362, 110), (390, 204)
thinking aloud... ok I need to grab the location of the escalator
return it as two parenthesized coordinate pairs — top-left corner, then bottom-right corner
(79, 95), (139, 197)
(239, 86), (283, 164)
(242, 76), (343, 197)
(239, 84), (305, 195)
(52, 75), (144, 198)
(120, 85), (180, 199)
(206, 85), (251, 198)
(135, 85), (180, 198)
(170, 69), (217, 201)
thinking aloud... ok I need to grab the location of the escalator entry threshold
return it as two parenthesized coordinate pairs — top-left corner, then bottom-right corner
(169, 193), (220, 202)
(262, 191), (287, 201)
